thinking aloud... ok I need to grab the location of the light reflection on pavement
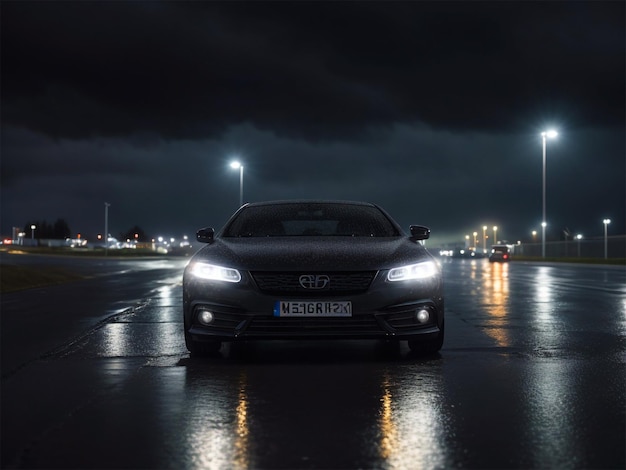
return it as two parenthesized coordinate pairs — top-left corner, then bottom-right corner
(1, 258), (625, 469)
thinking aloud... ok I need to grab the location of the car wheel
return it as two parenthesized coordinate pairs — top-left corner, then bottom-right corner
(408, 321), (444, 354)
(185, 332), (222, 356)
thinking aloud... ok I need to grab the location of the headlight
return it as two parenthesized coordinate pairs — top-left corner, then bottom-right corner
(190, 262), (241, 283)
(387, 261), (438, 282)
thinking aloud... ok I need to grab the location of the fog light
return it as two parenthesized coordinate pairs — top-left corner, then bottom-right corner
(198, 309), (214, 325)
(416, 309), (430, 324)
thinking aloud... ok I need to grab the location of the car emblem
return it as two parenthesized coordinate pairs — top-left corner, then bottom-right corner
(299, 274), (330, 289)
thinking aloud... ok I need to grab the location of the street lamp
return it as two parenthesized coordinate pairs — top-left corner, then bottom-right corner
(230, 161), (244, 207)
(30, 224), (36, 241)
(541, 130), (558, 258)
(482, 226), (487, 253)
(603, 219), (611, 259)
(104, 202), (111, 256)
(493, 226), (498, 245)
(473, 232), (478, 249)
(576, 233), (583, 257)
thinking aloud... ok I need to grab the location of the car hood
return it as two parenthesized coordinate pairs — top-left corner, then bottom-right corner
(191, 236), (432, 271)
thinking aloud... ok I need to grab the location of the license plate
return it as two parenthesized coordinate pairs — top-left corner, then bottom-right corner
(274, 301), (352, 317)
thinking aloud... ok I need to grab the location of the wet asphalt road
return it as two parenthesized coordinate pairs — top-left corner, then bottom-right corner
(1, 253), (625, 469)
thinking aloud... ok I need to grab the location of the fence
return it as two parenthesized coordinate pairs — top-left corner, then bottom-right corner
(513, 235), (626, 259)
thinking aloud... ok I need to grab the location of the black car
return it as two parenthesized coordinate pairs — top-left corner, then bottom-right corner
(489, 245), (511, 262)
(183, 200), (444, 355)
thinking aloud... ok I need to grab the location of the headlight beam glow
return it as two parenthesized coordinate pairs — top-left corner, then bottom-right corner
(387, 261), (438, 282)
(191, 262), (242, 283)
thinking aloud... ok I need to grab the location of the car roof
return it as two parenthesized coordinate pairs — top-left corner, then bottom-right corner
(242, 200), (377, 208)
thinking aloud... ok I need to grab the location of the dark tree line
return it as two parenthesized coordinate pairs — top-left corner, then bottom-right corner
(119, 226), (150, 242)
(22, 220), (151, 242)
(23, 219), (72, 239)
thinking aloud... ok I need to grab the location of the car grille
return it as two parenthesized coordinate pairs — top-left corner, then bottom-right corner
(245, 315), (382, 336)
(192, 305), (384, 336)
(251, 271), (377, 296)
(191, 304), (438, 339)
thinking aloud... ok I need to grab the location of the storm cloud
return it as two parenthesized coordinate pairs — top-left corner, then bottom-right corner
(1, 1), (624, 244)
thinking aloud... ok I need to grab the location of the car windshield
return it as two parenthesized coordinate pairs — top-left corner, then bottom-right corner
(222, 203), (401, 237)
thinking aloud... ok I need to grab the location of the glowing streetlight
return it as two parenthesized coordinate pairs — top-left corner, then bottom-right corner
(30, 224), (36, 241)
(603, 219), (611, 259)
(576, 233), (583, 257)
(493, 226), (498, 245)
(541, 130), (558, 258)
(230, 161), (244, 207)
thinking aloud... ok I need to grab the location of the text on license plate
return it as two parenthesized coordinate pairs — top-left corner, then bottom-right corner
(274, 301), (352, 317)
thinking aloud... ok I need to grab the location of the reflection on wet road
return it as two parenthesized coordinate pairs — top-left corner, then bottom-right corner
(1, 257), (624, 469)
(154, 350), (455, 469)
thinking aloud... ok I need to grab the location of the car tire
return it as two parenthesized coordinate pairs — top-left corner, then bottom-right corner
(408, 321), (444, 354)
(185, 332), (222, 356)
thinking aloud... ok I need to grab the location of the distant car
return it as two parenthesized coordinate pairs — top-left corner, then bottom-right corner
(489, 245), (510, 262)
(183, 200), (444, 355)
(451, 248), (484, 259)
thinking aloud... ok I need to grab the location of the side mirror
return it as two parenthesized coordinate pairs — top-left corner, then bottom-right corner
(196, 227), (215, 243)
(409, 225), (430, 241)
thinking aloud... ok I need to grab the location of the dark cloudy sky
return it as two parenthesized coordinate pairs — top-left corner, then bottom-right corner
(2, 1), (624, 246)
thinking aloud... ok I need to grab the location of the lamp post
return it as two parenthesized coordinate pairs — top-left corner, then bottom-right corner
(104, 202), (110, 256)
(230, 161), (244, 207)
(473, 232), (478, 250)
(493, 226), (498, 245)
(603, 219), (611, 259)
(482, 226), (487, 253)
(30, 224), (36, 241)
(576, 233), (582, 257)
(541, 130), (558, 258)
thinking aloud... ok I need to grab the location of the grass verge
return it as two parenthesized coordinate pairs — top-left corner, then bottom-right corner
(0, 264), (89, 293)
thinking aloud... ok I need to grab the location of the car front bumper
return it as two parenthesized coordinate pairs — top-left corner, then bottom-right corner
(186, 301), (442, 342)
(183, 270), (444, 343)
